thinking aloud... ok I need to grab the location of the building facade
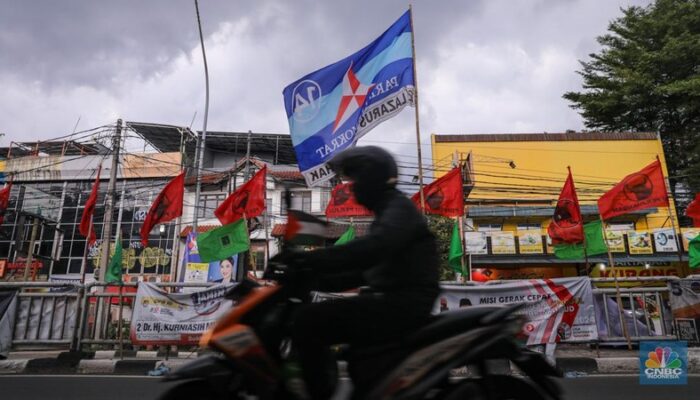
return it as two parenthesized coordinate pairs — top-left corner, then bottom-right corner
(431, 132), (691, 281)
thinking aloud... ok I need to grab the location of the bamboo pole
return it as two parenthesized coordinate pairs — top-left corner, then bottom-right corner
(600, 215), (633, 350)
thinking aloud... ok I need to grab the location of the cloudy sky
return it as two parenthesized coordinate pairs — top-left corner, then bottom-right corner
(1, 0), (651, 163)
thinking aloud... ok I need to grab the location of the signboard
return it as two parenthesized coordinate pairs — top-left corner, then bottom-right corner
(518, 231), (543, 254)
(628, 231), (653, 255)
(130, 283), (233, 345)
(470, 266), (574, 282)
(464, 232), (487, 255)
(605, 230), (626, 253)
(653, 228), (679, 253)
(591, 263), (680, 286)
(490, 231), (516, 255)
(681, 228), (700, 251)
(438, 277), (597, 344)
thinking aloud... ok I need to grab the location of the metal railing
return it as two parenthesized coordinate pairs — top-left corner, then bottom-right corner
(0, 277), (686, 353)
(591, 276), (678, 342)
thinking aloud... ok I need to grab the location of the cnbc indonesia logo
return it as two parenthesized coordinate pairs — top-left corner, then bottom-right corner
(643, 346), (684, 382)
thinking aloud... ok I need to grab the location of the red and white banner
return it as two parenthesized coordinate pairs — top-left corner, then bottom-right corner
(130, 283), (233, 345)
(438, 277), (597, 344)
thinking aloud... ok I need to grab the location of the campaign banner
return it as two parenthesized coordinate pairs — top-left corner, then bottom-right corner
(181, 233), (239, 290)
(668, 277), (700, 342)
(438, 277), (597, 344)
(605, 230), (626, 253)
(628, 231), (653, 255)
(464, 232), (487, 255)
(652, 228), (679, 253)
(130, 283), (234, 345)
(518, 231), (543, 254)
(490, 232), (516, 255)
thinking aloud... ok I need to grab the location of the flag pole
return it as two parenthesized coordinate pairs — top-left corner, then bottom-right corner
(458, 216), (467, 282)
(408, 5), (426, 214)
(657, 155), (684, 264)
(599, 214), (633, 350)
(569, 166), (590, 275)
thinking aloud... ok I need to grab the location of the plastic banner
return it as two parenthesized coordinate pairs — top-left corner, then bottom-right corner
(668, 278), (700, 342)
(652, 228), (679, 253)
(518, 231), (543, 254)
(130, 283), (233, 345)
(464, 232), (487, 255)
(490, 232), (516, 255)
(628, 231), (653, 255)
(437, 277), (597, 344)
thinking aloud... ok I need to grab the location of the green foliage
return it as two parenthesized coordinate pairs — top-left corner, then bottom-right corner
(426, 215), (458, 281)
(564, 0), (700, 199)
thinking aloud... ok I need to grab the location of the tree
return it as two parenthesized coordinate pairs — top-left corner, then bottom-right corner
(426, 215), (459, 281)
(564, 0), (700, 205)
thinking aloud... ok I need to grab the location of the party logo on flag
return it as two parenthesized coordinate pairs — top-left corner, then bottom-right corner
(283, 11), (415, 186)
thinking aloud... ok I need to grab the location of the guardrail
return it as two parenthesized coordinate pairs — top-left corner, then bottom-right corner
(0, 277), (686, 353)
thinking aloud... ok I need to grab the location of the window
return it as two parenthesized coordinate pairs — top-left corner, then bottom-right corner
(477, 224), (502, 232)
(198, 193), (227, 219)
(607, 223), (635, 231)
(282, 191), (312, 213)
(517, 223), (541, 231)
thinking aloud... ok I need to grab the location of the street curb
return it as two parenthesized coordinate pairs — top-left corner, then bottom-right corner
(0, 359), (28, 374)
(114, 360), (158, 375)
(556, 357), (598, 373)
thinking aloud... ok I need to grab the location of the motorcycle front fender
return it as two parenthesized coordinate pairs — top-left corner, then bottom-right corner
(162, 354), (236, 382)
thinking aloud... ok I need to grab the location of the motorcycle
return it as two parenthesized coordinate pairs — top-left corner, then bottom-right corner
(158, 259), (563, 400)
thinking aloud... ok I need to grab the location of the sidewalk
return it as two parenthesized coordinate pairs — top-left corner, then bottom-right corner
(1, 344), (699, 375)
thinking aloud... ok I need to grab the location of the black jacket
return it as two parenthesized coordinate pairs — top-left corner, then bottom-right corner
(304, 189), (440, 299)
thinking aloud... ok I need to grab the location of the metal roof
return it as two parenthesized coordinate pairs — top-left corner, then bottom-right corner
(3, 140), (110, 158)
(127, 122), (297, 165)
(434, 132), (658, 143)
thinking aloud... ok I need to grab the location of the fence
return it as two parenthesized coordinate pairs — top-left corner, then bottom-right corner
(0, 278), (686, 353)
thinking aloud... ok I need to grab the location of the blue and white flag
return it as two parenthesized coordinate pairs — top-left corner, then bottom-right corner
(283, 11), (415, 186)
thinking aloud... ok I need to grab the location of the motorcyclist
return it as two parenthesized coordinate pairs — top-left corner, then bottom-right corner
(287, 146), (440, 400)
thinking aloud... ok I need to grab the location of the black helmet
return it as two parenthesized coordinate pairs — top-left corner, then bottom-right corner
(328, 146), (398, 210)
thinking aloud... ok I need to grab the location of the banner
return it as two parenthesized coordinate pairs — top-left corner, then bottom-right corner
(464, 232), (487, 255)
(181, 233), (239, 289)
(0, 290), (18, 358)
(668, 278), (700, 342)
(653, 228), (679, 253)
(518, 231), (544, 254)
(605, 230), (626, 253)
(130, 283), (233, 345)
(628, 231), (653, 255)
(282, 11), (415, 186)
(490, 231), (516, 254)
(438, 277), (597, 344)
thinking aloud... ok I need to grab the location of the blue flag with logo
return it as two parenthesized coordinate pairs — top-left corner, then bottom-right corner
(283, 10), (415, 186)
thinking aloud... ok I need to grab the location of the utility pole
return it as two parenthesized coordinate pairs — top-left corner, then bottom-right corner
(244, 130), (252, 180)
(98, 119), (122, 281)
(192, 0), (210, 234)
(22, 217), (40, 281)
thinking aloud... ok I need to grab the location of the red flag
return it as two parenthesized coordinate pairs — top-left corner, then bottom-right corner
(140, 172), (185, 246)
(597, 159), (669, 220)
(411, 167), (464, 217)
(79, 165), (102, 245)
(685, 194), (700, 227)
(214, 166), (266, 225)
(325, 183), (372, 218)
(547, 169), (584, 245)
(0, 179), (13, 226)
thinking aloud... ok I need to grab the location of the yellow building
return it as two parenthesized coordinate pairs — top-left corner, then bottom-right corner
(431, 132), (691, 281)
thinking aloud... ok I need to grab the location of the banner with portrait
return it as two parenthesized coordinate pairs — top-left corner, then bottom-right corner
(182, 233), (239, 286)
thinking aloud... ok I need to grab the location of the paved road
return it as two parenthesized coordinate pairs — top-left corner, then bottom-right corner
(1, 375), (699, 400)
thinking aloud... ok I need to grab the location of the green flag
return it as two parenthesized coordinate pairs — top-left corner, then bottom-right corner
(105, 238), (123, 283)
(198, 219), (250, 262)
(448, 221), (463, 273)
(553, 220), (608, 260)
(689, 235), (700, 269)
(335, 225), (355, 246)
